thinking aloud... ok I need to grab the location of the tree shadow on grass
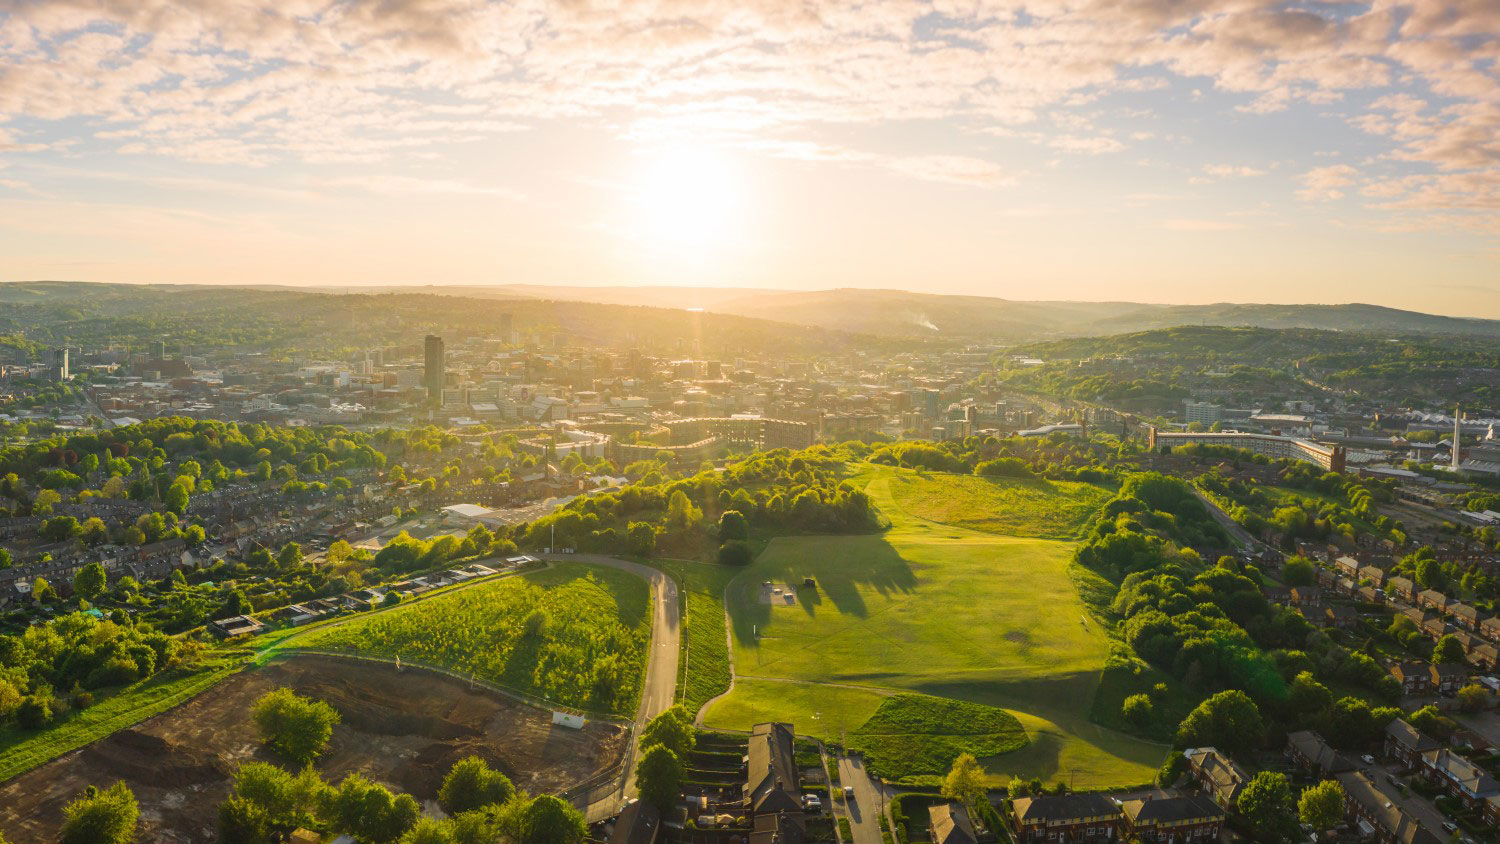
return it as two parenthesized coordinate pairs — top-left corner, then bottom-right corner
(729, 534), (916, 647)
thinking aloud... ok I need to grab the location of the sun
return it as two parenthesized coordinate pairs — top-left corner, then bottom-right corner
(628, 144), (743, 255)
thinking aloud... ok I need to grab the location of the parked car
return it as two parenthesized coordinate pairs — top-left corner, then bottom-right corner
(1362, 755), (1376, 765)
(844, 786), (855, 801)
(1443, 821), (1458, 834)
(804, 795), (822, 812)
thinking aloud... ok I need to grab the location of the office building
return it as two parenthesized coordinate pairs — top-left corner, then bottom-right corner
(424, 335), (445, 404)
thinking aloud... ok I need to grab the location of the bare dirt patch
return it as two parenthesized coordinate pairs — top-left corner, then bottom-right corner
(0, 655), (628, 843)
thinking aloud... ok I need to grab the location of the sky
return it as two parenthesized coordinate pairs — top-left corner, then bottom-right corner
(1, 0), (1499, 316)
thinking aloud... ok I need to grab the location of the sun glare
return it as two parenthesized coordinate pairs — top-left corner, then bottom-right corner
(629, 144), (742, 256)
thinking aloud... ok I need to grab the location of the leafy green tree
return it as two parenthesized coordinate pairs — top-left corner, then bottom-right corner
(640, 705), (695, 758)
(1239, 772), (1299, 843)
(1175, 690), (1263, 755)
(439, 756), (515, 815)
(521, 794), (587, 844)
(635, 744), (683, 812)
(322, 774), (420, 844)
(401, 817), (456, 844)
(277, 542), (304, 570)
(73, 562), (107, 601)
(941, 753), (987, 813)
(1434, 634), (1465, 665)
(627, 522), (657, 556)
(665, 490), (701, 531)
(32, 576), (56, 602)
(41, 514), (82, 542)
(164, 480), (190, 515)
(1282, 556), (1315, 586)
(1459, 684), (1489, 713)
(1298, 780), (1346, 839)
(217, 795), (273, 844)
(251, 688), (341, 764)
(60, 781), (139, 844)
(717, 510), (748, 542)
(1121, 693), (1153, 728)
(1289, 671), (1333, 718)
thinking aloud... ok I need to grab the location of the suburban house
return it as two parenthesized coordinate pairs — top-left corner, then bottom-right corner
(1119, 795), (1224, 844)
(1422, 616), (1454, 642)
(1285, 731), (1353, 777)
(1482, 794), (1500, 828)
(750, 812), (805, 844)
(1010, 793), (1122, 843)
(1390, 662), (1433, 696)
(1420, 748), (1500, 808)
(1184, 748), (1249, 811)
(1451, 603), (1481, 630)
(1481, 616), (1500, 641)
(1359, 565), (1387, 588)
(1418, 589), (1449, 611)
(610, 800), (661, 844)
(1472, 644), (1499, 672)
(1324, 605), (1360, 630)
(1431, 663), (1470, 694)
(1385, 720), (1442, 769)
(1336, 556), (1361, 578)
(1336, 772), (1441, 844)
(930, 803), (977, 844)
(1387, 576), (1415, 602)
(744, 722), (801, 815)
(1290, 586), (1324, 610)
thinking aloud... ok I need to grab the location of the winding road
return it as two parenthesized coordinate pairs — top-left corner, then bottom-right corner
(544, 554), (681, 821)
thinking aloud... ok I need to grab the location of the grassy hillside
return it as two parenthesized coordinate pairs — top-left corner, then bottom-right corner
(703, 466), (1165, 788)
(882, 472), (1110, 540)
(297, 563), (650, 715)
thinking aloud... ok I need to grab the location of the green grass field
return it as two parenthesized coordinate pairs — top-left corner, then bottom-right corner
(849, 694), (1027, 781)
(298, 562), (650, 715)
(882, 472), (1112, 540)
(703, 465), (1166, 788)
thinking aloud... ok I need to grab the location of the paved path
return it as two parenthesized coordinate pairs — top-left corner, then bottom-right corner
(1190, 487), (1265, 552)
(547, 554), (680, 821)
(838, 755), (887, 844)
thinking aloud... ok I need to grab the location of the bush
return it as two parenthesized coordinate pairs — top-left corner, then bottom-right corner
(60, 782), (139, 844)
(439, 756), (515, 815)
(16, 694), (53, 729)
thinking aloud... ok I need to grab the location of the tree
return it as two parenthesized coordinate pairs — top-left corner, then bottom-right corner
(941, 753), (987, 813)
(1121, 693), (1153, 728)
(217, 795), (273, 844)
(1288, 671), (1333, 719)
(1282, 556), (1315, 586)
(251, 688), (340, 764)
(1434, 634), (1465, 665)
(1458, 684), (1489, 713)
(164, 480), (190, 515)
(717, 540), (754, 566)
(521, 794), (587, 844)
(401, 817), (457, 844)
(635, 744), (683, 812)
(32, 576), (56, 602)
(1298, 780), (1346, 839)
(216, 589), (252, 619)
(439, 756), (515, 815)
(60, 781), (139, 844)
(640, 705), (695, 758)
(626, 522), (657, 556)
(322, 774), (419, 844)
(1238, 772), (1299, 843)
(1175, 690), (1263, 755)
(73, 562), (107, 601)
(718, 510), (748, 542)
(665, 490), (702, 531)
(277, 542), (304, 571)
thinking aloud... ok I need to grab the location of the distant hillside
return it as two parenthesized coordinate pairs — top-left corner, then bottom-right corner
(411, 285), (1500, 341)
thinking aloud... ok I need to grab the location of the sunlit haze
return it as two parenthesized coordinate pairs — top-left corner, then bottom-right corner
(1, 1), (1499, 314)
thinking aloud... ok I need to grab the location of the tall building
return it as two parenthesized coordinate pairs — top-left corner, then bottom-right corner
(1184, 400), (1223, 425)
(1454, 405), (1463, 471)
(423, 335), (445, 404)
(48, 348), (69, 382)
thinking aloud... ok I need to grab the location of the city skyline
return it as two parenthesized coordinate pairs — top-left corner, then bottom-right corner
(1, 1), (1498, 315)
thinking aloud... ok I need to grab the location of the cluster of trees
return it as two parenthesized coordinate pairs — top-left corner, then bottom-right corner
(866, 436), (1122, 484)
(634, 705), (696, 811)
(1196, 466), (1405, 549)
(517, 449), (880, 557)
(217, 753), (584, 844)
(0, 611), (193, 728)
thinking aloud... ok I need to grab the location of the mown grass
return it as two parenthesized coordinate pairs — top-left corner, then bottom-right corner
(880, 471), (1111, 540)
(707, 465), (1166, 789)
(848, 695), (1027, 781)
(297, 562), (650, 715)
(0, 650), (249, 782)
(703, 677), (888, 740)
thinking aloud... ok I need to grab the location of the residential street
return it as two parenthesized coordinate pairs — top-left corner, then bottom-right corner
(838, 755), (888, 844)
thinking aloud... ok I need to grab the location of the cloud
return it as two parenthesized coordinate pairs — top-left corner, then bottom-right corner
(1296, 164), (1360, 201)
(1163, 218), (1245, 231)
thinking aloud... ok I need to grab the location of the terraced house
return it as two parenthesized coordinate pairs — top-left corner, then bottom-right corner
(1010, 793), (1123, 843)
(1183, 748), (1248, 812)
(1285, 731), (1352, 777)
(1421, 749), (1500, 809)
(1120, 795), (1224, 844)
(1336, 772), (1441, 844)
(1385, 720), (1441, 770)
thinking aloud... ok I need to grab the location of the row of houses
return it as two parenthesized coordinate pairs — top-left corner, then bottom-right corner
(1009, 793), (1223, 844)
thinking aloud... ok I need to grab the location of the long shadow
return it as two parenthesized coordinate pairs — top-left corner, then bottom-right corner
(728, 533), (917, 648)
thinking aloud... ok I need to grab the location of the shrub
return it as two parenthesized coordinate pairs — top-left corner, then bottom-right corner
(251, 688), (340, 765)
